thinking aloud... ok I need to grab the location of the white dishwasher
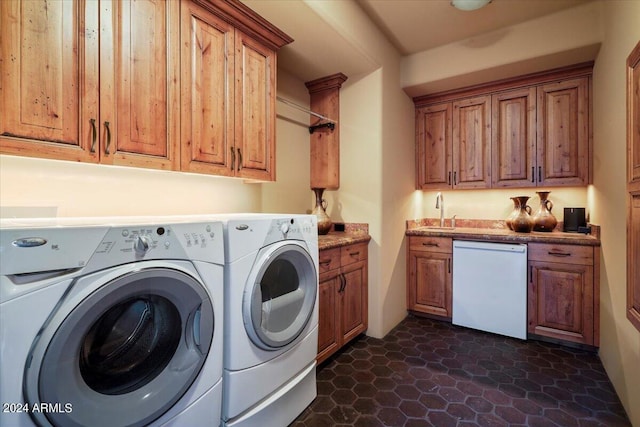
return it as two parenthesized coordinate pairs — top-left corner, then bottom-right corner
(452, 240), (527, 339)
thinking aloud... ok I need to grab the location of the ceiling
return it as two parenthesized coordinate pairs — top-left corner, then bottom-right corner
(243, 0), (596, 86)
(356, 0), (595, 56)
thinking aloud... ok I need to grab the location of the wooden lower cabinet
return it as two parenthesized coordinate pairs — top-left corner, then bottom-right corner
(406, 236), (453, 319)
(528, 242), (599, 346)
(317, 242), (368, 364)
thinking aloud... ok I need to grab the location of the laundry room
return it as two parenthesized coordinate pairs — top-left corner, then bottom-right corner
(1, 0), (639, 426)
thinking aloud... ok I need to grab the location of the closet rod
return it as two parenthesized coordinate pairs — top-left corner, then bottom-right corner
(276, 96), (337, 124)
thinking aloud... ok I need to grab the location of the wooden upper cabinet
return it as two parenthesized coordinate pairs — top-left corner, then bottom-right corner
(181, 0), (290, 181)
(536, 77), (590, 186)
(0, 0), (178, 169)
(492, 88), (536, 188)
(180, 1), (235, 176)
(415, 96), (491, 190)
(452, 96), (491, 189)
(100, 0), (179, 170)
(234, 31), (276, 181)
(0, 0), (98, 162)
(416, 103), (452, 189)
(414, 64), (593, 190)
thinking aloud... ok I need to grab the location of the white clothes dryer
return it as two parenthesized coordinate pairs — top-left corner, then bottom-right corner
(218, 214), (319, 427)
(0, 217), (224, 427)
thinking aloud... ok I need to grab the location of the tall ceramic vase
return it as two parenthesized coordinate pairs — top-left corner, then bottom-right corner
(533, 191), (558, 232)
(511, 196), (534, 233)
(312, 188), (332, 235)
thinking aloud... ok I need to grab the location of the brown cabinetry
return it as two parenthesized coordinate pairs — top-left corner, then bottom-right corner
(406, 236), (452, 319)
(1, 0), (291, 181)
(0, 0), (179, 170)
(414, 64), (592, 190)
(181, 0), (281, 180)
(317, 242), (368, 364)
(415, 97), (490, 190)
(528, 242), (599, 346)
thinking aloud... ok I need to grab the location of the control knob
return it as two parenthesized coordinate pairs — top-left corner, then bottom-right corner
(134, 235), (151, 255)
(280, 223), (290, 234)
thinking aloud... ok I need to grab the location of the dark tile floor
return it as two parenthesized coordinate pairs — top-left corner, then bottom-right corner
(291, 315), (631, 427)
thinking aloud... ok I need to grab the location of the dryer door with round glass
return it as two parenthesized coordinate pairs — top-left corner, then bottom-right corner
(24, 267), (215, 427)
(244, 243), (317, 350)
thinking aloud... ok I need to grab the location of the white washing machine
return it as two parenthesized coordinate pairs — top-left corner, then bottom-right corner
(0, 216), (224, 427)
(219, 214), (319, 427)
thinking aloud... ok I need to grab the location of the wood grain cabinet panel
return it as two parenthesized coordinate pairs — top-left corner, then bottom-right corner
(452, 96), (491, 189)
(536, 77), (590, 186)
(317, 242), (369, 364)
(414, 65), (592, 190)
(407, 236), (452, 319)
(1, 0), (179, 169)
(492, 88), (536, 188)
(528, 242), (597, 346)
(0, 0), (98, 162)
(415, 103), (452, 189)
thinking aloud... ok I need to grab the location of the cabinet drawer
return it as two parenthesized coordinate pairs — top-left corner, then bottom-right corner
(409, 236), (452, 253)
(341, 243), (368, 266)
(528, 243), (593, 265)
(318, 248), (341, 273)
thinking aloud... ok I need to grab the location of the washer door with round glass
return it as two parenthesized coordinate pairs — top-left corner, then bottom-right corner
(243, 242), (317, 350)
(24, 267), (214, 427)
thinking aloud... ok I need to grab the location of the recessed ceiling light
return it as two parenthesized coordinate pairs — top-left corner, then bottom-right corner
(451, 0), (492, 11)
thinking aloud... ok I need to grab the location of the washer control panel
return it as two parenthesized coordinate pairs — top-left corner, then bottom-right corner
(89, 221), (224, 269)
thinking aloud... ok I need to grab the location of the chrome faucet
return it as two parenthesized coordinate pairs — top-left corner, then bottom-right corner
(435, 192), (444, 227)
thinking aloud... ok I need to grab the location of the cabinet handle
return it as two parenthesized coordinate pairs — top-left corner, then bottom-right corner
(104, 121), (111, 155)
(422, 242), (439, 247)
(338, 273), (346, 293)
(531, 166), (535, 183)
(319, 260), (331, 266)
(548, 251), (571, 257)
(538, 166), (542, 182)
(454, 171), (457, 185)
(237, 148), (243, 171)
(529, 266), (533, 283)
(448, 171), (452, 185)
(448, 258), (451, 274)
(230, 147), (236, 170)
(89, 118), (97, 153)
(349, 251), (360, 257)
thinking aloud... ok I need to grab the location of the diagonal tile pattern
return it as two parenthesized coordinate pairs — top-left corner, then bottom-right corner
(291, 315), (630, 427)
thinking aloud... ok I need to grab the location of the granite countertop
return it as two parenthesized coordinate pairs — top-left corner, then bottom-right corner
(406, 218), (600, 246)
(318, 223), (371, 250)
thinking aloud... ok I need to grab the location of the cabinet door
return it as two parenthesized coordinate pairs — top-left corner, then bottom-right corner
(492, 88), (536, 188)
(180, 1), (234, 176)
(416, 103), (452, 189)
(452, 96), (491, 189)
(317, 270), (341, 364)
(100, 0), (179, 170)
(234, 31), (276, 181)
(408, 250), (452, 318)
(341, 260), (368, 344)
(536, 78), (589, 186)
(528, 261), (594, 345)
(0, 0), (98, 162)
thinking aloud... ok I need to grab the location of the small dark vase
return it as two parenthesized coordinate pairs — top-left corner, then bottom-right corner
(511, 196), (534, 233)
(311, 188), (332, 235)
(533, 191), (558, 232)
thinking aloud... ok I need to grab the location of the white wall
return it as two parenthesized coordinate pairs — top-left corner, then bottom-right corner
(591, 1), (640, 424)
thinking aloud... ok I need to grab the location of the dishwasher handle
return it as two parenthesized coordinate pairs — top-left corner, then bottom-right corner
(453, 241), (527, 254)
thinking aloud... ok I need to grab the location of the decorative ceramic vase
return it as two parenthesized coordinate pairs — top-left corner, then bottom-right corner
(312, 188), (332, 235)
(532, 191), (558, 232)
(511, 196), (534, 233)
(505, 197), (520, 230)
